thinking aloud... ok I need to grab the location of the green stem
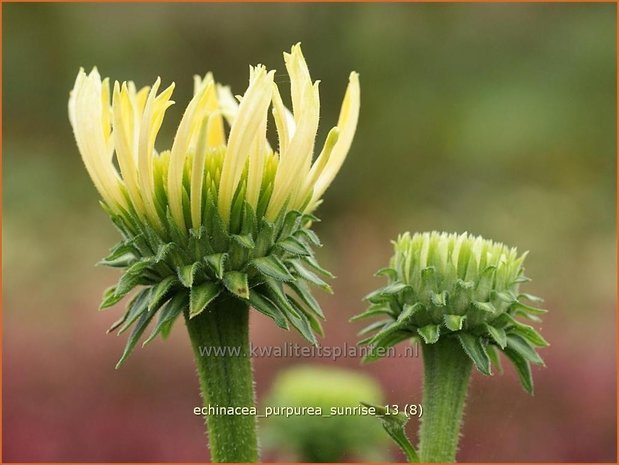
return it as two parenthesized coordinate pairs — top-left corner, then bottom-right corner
(185, 296), (258, 463)
(418, 337), (473, 463)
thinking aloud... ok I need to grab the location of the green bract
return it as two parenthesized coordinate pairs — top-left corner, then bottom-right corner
(354, 231), (549, 393)
(68, 44), (361, 370)
(100, 182), (331, 368)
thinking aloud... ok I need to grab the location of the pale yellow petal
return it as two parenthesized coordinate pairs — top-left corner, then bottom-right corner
(217, 67), (274, 223)
(266, 80), (319, 220)
(284, 43), (312, 122)
(112, 81), (145, 217)
(245, 114), (268, 209)
(138, 78), (175, 230)
(309, 72), (360, 209)
(190, 119), (210, 229)
(69, 67), (127, 212)
(168, 80), (213, 231)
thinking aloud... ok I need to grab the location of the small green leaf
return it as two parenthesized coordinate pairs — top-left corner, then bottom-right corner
(430, 290), (447, 307)
(458, 333), (491, 375)
(444, 314), (466, 331)
(288, 260), (332, 292)
(149, 276), (178, 311)
(485, 323), (507, 349)
(263, 278), (317, 345)
(358, 319), (391, 337)
(116, 288), (151, 335)
(254, 220), (274, 257)
(276, 236), (311, 256)
(165, 208), (187, 245)
(241, 202), (258, 236)
(302, 254), (334, 278)
(455, 278), (475, 290)
(493, 290), (516, 304)
(100, 286), (124, 310)
(417, 324), (440, 344)
(374, 267), (398, 281)
(365, 282), (409, 303)
(397, 303), (422, 322)
(143, 292), (187, 346)
(301, 212), (320, 224)
(294, 228), (322, 247)
(512, 275), (531, 284)
(141, 221), (165, 250)
(419, 267), (437, 293)
(248, 290), (288, 329)
(475, 265), (496, 299)
(277, 210), (302, 240)
(473, 301), (496, 313)
(350, 304), (394, 321)
(518, 293), (544, 303)
(250, 255), (294, 282)
(486, 343), (503, 374)
(97, 243), (137, 267)
(178, 262), (202, 288)
(506, 334), (545, 365)
(488, 312), (514, 329)
(512, 301), (548, 315)
(116, 305), (158, 368)
(510, 323), (549, 347)
(204, 253), (227, 279)
(360, 402), (419, 463)
(363, 331), (412, 361)
(287, 280), (324, 318)
(104, 241), (138, 261)
(190, 282), (222, 318)
(206, 201), (230, 251)
(504, 347), (534, 394)
(115, 258), (153, 297)
(106, 313), (128, 334)
(231, 234), (255, 249)
(223, 271), (250, 299)
(155, 243), (175, 263)
(289, 296), (324, 337)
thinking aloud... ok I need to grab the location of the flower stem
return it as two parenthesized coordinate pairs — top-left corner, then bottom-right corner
(418, 337), (473, 463)
(185, 296), (258, 463)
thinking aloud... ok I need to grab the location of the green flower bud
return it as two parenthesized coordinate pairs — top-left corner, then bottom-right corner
(354, 231), (549, 394)
(69, 44), (360, 367)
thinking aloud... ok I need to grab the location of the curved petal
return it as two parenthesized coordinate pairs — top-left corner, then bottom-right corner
(217, 66), (274, 224)
(167, 80), (213, 231)
(69, 68), (128, 212)
(112, 81), (146, 217)
(266, 80), (319, 220)
(138, 78), (175, 230)
(309, 72), (360, 209)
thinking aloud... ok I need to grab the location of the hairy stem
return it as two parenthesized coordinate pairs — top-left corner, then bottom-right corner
(185, 296), (258, 462)
(418, 337), (473, 463)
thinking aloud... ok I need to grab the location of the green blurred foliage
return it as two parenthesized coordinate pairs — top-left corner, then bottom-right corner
(261, 365), (388, 462)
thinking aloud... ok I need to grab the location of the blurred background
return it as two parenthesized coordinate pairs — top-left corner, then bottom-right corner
(3, 3), (616, 462)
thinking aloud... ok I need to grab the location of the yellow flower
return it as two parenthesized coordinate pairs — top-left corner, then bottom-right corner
(68, 43), (359, 234)
(68, 44), (359, 364)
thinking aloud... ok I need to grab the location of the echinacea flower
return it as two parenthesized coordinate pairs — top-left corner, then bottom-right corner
(354, 231), (548, 393)
(69, 44), (360, 366)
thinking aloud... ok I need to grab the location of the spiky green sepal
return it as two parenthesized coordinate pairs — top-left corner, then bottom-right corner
(354, 231), (548, 394)
(99, 201), (331, 368)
